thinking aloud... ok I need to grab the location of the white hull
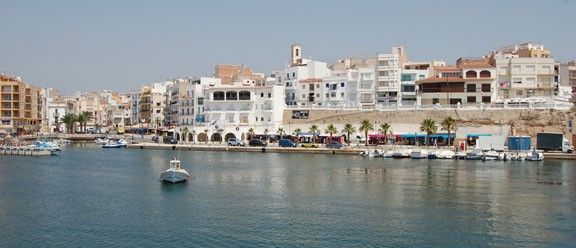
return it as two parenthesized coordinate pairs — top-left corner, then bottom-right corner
(160, 170), (190, 183)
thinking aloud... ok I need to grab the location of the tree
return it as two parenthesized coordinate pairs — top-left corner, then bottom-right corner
(78, 111), (93, 133)
(420, 118), (437, 146)
(181, 127), (189, 143)
(441, 116), (457, 147)
(378, 123), (391, 144)
(216, 128), (224, 144)
(324, 124), (337, 142)
(309, 125), (319, 143)
(359, 119), (374, 146)
(292, 128), (302, 137)
(341, 123), (356, 146)
(247, 127), (255, 140)
(60, 113), (77, 134)
(276, 128), (285, 139)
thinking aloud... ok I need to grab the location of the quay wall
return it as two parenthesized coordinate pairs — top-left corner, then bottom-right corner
(283, 109), (576, 142)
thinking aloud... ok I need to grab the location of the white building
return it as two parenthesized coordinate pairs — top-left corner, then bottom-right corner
(280, 44), (330, 106)
(559, 61), (576, 102)
(399, 62), (443, 106)
(175, 80), (284, 143)
(496, 57), (555, 100)
(376, 46), (407, 105)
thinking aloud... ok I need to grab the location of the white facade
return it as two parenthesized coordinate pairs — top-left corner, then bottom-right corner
(496, 57), (555, 99)
(376, 46), (407, 105)
(281, 60), (330, 106)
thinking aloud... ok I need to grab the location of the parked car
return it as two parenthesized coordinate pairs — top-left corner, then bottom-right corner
(301, 142), (318, 148)
(326, 141), (343, 149)
(279, 139), (296, 147)
(227, 138), (245, 146)
(248, 139), (267, 147)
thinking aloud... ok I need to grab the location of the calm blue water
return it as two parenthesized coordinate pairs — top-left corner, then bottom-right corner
(0, 144), (575, 247)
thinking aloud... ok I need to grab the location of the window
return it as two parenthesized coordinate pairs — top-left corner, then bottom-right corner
(225, 91), (238, 100)
(292, 72), (296, 78)
(542, 65), (552, 74)
(481, 96), (491, 103)
(341, 92), (345, 97)
(499, 66), (508, 75)
(213, 91), (225, 101)
(268, 93), (271, 98)
(481, 84), (490, 92)
(325, 83), (329, 88)
(331, 92), (336, 97)
(260, 93), (264, 97)
(239, 91), (251, 100)
(302, 85), (306, 89)
(526, 65), (535, 72)
(467, 96), (476, 103)
(326, 93), (329, 98)
(302, 94), (306, 98)
(512, 65), (521, 73)
(467, 84), (476, 92)
(432, 98), (439, 104)
(340, 82), (345, 87)
(512, 78), (522, 84)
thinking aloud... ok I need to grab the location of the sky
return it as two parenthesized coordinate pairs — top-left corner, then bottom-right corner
(1, 0), (575, 93)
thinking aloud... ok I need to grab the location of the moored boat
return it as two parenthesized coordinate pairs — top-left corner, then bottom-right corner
(160, 158), (190, 183)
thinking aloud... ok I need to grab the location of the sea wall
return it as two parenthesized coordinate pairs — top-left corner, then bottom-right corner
(283, 109), (576, 142)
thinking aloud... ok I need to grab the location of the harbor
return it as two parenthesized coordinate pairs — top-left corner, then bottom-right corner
(1, 144), (575, 247)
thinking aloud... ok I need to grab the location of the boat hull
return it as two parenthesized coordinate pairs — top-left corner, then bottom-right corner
(160, 170), (190, 183)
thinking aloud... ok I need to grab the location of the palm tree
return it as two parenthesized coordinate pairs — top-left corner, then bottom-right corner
(276, 128), (285, 139)
(181, 127), (189, 143)
(247, 127), (255, 140)
(309, 125), (319, 143)
(324, 124), (338, 142)
(359, 119), (373, 146)
(378, 122), (391, 145)
(420, 118), (437, 146)
(264, 128), (269, 144)
(60, 113), (77, 134)
(216, 128), (224, 144)
(76, 113), (87, 133)
(441, 116), (457, 147)
(341, 123), (356, 146)
(292, 128), (302, 137)
(82, 111), (93, 133)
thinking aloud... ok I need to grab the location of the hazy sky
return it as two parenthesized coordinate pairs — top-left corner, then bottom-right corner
(1, 0), (575, 93)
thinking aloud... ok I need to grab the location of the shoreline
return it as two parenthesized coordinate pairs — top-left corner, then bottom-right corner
(126, 142), (576, 160)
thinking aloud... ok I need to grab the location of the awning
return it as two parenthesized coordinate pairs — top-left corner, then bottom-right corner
(467, 134), (492, 138)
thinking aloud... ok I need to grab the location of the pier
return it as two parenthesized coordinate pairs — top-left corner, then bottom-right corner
(0, 147), (52, 156)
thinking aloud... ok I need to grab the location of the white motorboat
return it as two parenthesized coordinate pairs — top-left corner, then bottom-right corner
(526, 149), (544, 161)
(438, 150), (455, 159)
(466, 149), (484, 160)
(160, 158), (191, 183)
(410, 149), (428, 159)
(382, 150), (394, 158)
(392, 148), (411, 159)
(483, 150), (500, 161)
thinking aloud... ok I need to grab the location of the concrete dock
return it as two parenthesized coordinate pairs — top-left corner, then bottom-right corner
(1, 147), (52, 156)
(126, 143), (576, 160)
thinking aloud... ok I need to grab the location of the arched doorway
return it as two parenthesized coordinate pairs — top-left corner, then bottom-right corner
(211, 133), (222, 143)
(224, 133), (236, 142)
(188, 133), (194, 143)
(198, 133), (208, 143)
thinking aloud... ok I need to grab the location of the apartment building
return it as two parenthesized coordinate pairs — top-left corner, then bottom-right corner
(1, 74), (42, 134)
(376, 46), (407, 105)
(559, 61), (576, 102)
(495, 57), (555, 99)
(416, 57), (496, 106)
(281, 44), (330, 106)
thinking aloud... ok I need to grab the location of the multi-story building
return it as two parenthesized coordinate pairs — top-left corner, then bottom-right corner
(138, 81), (172, 130)
(417, 57), (496, 106)
(559, 61), (576, 102)
(129, 90), (140, 126)
(1, 74), (42, 134)
(214, 64), (264, 85)
(495, 42), (551, 58)
(399, 61), (444, 106)
(376, 46), (407, 106)
(281, 44), (330, 106)
(495, 57), (555, 100)
(325, 58), (377, 108)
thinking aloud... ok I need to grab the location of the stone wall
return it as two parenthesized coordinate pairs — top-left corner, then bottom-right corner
(283, 109), (576, 142)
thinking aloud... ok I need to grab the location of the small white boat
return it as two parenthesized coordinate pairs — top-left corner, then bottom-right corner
(483, 150), (500, 161)
(526, 149), (544, 161)
(438, 150), (455, 159)
(466, 149), (484, 160)
(392, 148), (411, 159)
(101, 139), (128, 148)
(410, 149), (428, 159)
(160, 158), (190, 183)
(454, 151), (467, 160)
(382, 150), (394, 158)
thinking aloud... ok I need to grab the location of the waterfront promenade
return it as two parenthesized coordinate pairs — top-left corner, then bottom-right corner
(127, 142), (576, 160)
